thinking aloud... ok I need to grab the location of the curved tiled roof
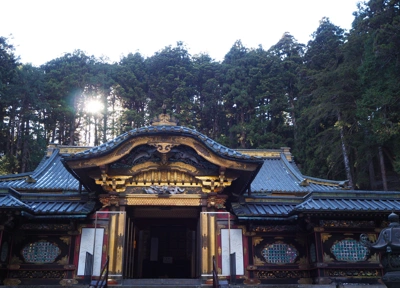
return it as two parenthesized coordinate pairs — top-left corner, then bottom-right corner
(232, 191), (400, 218)
(0, 194), (31, 209)
(0, 149), (81, 192)
(66, 125), (260, 162)
(24, 200), (95, 215)
(250, 153), (346, 193)
(0, 189), (95, 216)
(296, 191), (400, 212)
(232, 202), (296, 217)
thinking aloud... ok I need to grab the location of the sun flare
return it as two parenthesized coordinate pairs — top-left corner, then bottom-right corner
(85, 99), (104, 114)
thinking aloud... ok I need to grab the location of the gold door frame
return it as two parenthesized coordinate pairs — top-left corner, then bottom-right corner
(200, 212), (231, 276)
(94, 211), (126, 282)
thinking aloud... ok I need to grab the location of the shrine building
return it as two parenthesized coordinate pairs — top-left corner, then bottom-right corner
(0, 113), (398, 287)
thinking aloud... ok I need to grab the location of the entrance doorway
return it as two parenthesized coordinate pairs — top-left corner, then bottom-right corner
(124, 207), (199, 279)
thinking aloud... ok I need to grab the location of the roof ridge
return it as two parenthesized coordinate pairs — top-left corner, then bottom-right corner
(280, 153), (347, 188)
(280, 153), (304, 182)
(31, 149), (60, 180)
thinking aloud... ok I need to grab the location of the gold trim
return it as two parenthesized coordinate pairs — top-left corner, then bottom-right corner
(59, 279), (78, 286)
(57, 255), (69, 265)
(201, 213), (209, 273)
(126, 195), (202, 206)
(323, 252), (334, 262)
(60, 236), (71, 245)
(208, 214), (216, 271)
(254, 255), (264, 265)
(298, 278), (313, 284)
(368, 253), (380, 263)
(4, 279), (21, 286)
(321, 233), (332, 243)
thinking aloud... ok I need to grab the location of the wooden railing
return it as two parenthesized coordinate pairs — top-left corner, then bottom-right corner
(84, 252), (93, 285)
(91, 256), (109, 288)
(212, 255), (220, 288)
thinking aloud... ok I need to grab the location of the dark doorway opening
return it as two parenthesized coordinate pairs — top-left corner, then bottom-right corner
(124, 207), (199, 279)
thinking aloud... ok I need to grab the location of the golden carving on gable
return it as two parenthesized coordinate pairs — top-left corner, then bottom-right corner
(99, 195), (120, 207)
(207, 196), (226, 209)
(148, 141), (179, 154)
(151, 111), (178, 126)
(95, 170), (204, 193)
(193, 142), (211, 157)
(95, 168), (237, 194)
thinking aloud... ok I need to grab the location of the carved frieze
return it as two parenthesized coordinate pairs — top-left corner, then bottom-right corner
(257, 270), (309, 279)
(320, 220), (376, 229)
(19, 223), (73, 231)
(250, 224), (299, 233)
(8, 270), (65, 279)
(325, 269), (380, 277)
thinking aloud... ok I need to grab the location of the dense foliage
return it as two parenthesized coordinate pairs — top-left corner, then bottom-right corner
(0, 0), (399, 190)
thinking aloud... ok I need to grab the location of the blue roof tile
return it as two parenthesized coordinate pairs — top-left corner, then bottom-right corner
(0, 150), (82, 192)
(251, 153), (345, 193)
(232, 202), (296, 217)
(296, 197), (400, 212)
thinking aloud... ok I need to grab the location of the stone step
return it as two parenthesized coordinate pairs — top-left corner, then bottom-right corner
(113, 278), (204, 287)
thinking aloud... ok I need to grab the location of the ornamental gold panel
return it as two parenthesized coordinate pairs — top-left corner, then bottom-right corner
(126, 197), (201, 206)
(95, 170), (236, 194)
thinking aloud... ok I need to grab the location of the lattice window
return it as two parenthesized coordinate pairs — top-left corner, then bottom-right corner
(22, 241), (60, 263)
(330, 239), (368, 262)
(261, 242), (298, 264)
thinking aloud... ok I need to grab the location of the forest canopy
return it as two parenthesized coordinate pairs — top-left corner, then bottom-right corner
(0, 0), (399, 191)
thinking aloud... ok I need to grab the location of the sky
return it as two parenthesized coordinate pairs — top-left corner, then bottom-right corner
(1, 0), (361, 66)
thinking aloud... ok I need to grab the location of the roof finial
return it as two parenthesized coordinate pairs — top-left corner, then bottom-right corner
(150, 103), (178, 126)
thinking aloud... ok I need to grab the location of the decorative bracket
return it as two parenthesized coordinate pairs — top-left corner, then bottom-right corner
(148, 141), (179, 154)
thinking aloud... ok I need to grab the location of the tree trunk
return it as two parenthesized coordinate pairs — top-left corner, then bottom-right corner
(378, 146), (388, 191)
(69, 116), (75, 146)
(369, 160), (377, 189)
(338, 113), (354, 188)
(288, 94), (297, 141)
(103, 103), (107, 144)
(94, 117), (99, 146)
(21, 120), (30, 173)
(240, 111), (246, 148)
